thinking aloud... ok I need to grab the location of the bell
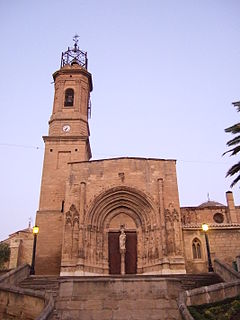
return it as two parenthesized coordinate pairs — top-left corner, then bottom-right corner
(71, 58), (79, 66)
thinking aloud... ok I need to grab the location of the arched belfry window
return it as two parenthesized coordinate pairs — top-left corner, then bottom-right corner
(64, 88), (74, 107)
(192, 238), (202, 259)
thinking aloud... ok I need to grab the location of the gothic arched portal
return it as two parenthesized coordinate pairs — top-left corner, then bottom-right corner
(108, 212), (137, 274)
(81, 186), (159, 275)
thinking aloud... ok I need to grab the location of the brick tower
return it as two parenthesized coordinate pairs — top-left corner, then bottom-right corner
(35, 37), (93, 274)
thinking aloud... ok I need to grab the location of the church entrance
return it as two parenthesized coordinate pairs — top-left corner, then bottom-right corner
(108, 231), (137, 274)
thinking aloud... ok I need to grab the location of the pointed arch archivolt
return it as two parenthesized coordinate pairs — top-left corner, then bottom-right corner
(85, 186), (156, 231)
(77, 186), (162, 274)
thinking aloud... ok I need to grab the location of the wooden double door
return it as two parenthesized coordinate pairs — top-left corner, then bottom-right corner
(108, 231), (137, 274)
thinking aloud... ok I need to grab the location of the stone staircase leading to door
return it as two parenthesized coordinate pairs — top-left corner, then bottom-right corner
(18, 273), (223, 320)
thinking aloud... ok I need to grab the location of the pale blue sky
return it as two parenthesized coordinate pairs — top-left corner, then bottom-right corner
(0, 0), (240, 240)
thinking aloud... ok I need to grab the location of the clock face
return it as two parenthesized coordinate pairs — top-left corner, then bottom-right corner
(62, 125), (71, 132)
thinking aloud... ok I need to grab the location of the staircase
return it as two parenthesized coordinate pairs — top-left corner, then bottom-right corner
(17, 273), (223, 320)
(19, 276), (60, 319)
(162, 272), (223, 290)
(18, 272), (223, 293)
(19, 275), (59, 298)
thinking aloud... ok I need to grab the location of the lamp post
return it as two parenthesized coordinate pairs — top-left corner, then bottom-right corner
(202, 223), (214, 272)
(30, 226), (39, 275)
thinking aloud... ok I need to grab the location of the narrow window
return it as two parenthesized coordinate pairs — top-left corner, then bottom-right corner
(192, 238), (202, 259)
(61, 200), (65, 213)
(64, 88), (74, 107)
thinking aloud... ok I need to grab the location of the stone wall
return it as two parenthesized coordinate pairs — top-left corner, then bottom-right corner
(183, 227), (240, 273)
(178, 280), (240, 320)
(35, 210), (63, 275)
(178, 260), (240, 320)
(56, 276), (182, 320)
(60, 157), (186, 276)
(0, 264), (30, 285)
(2, 228), (33, 270)
(0, 286), (45, 320)
(214, 259), (240, 282)
(182, 192), (240, 274)
(0, 264), (54, 320)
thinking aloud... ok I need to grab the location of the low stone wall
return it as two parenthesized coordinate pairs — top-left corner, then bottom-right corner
(178, 292), (194, 320)
(0, 264), (54, 320)
(0, 284), (45, 320)
(186, 280), (240, 306)
(214, 258), (240, 282)
(178, 260), (240, 320)
(57, 276), (183, 320)
(0, 264), (30, 285)
(178, 281), (240, 320)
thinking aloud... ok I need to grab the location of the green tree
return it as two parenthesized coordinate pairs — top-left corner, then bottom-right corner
(224, 101), (240, 187)
(0, 242), (10, 269)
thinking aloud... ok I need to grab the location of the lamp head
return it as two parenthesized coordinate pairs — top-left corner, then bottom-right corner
(202, 223), (209, 232)
(32, 226), (39, 235)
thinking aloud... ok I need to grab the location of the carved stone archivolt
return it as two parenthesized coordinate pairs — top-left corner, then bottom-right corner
(62, 187), (184, 274)
(80, 186), (159, 272)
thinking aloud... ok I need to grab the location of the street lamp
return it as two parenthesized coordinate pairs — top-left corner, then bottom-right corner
(201, 223), (214, 272)
(30, 226), (39, 275)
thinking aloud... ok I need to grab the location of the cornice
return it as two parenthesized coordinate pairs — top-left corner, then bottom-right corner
(182, 223), (240, 230)
(69, 156), (177, 165)
(48, 117), (88, 125)
(43, 135), (89, 142)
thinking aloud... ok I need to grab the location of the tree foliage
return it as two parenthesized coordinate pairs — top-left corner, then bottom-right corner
(224, 101), (240, 187)
(0, 242), (10, 268)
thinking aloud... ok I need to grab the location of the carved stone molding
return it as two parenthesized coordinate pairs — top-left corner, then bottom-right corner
(65, 204), (79, 227)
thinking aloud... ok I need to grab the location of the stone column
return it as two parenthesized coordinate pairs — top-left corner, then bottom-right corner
(119, 227), (126, 275)
(158, 178), (167, 256)
(78, 182), (86, 260)
(120, 250), (126, 275)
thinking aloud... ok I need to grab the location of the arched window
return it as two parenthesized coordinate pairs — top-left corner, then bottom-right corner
(192, 238), (202, 259)
(64, 88), (74, 107)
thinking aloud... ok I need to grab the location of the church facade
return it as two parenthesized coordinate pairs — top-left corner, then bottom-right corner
(35, 40), (240, 276)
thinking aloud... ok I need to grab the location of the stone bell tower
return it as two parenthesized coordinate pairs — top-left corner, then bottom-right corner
(35, 37), (93, 274)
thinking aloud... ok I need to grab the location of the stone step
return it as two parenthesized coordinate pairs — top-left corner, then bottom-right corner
(176, 273), (223, 290)
(19, 276), (59, 293)
(18, 272), (223, 293)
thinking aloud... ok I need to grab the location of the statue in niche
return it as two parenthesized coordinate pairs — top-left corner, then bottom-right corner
(119, 225), (126, 275)
(119, 225), (126, 252)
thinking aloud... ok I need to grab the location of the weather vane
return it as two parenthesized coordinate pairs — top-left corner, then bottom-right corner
(73, 34), (80, 45)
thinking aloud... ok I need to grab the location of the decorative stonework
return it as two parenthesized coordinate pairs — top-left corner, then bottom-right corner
(65, 204), (79, 226)
(63, 205), (79, 258)
(60, 179), (186, 276)
(164, 204), (182, 256)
